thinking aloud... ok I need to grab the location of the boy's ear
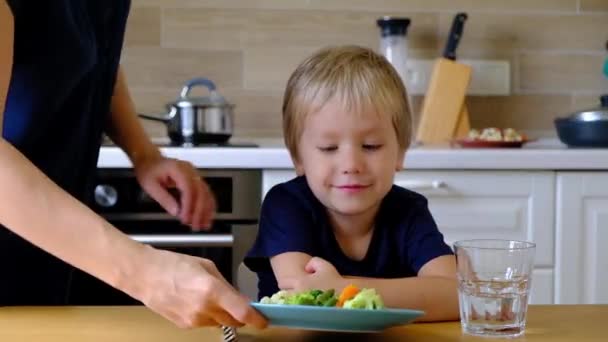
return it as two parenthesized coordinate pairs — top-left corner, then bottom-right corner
(291, 155), (305, 176)
(294, 161), (305, 176)
(395, 150), (406, 171)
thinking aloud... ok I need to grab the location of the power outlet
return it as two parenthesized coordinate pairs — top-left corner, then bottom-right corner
(404, 59), (511, 96)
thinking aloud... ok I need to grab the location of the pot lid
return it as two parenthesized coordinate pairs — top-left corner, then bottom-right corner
(566, 95), (608, 122)
(170, 78), (233, 107)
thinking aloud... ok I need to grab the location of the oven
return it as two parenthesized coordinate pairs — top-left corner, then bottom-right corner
(68, 168), (261, 305)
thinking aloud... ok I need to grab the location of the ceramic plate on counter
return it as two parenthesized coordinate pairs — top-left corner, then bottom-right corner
(251, 303), (424, 332)
(452, 138), (535, 148)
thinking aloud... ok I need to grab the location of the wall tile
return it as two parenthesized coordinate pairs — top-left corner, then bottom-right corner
(439, 12), (608, 51)
(125, 7), (161, 47)
(120, 47), (243, 89)
(571, 93), (606, 111)
(134, 0), (577, 12)
(243, 47), (319, 91)
(580, 0), (608, 12)
(162, 8), (437, 50)
(519, 53), (608, 93)
(221, 89), (284, 137)
(467, 95), (571, 132)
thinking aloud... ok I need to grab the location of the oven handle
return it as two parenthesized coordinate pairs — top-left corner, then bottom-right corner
(129, 234), (234, 248)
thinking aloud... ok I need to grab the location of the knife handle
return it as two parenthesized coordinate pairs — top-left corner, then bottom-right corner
(443, 12), (468, 61)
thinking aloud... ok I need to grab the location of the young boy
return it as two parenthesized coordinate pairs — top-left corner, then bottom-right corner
(244, 45), (459, 321)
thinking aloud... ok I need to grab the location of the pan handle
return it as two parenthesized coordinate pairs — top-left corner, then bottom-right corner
(138, 107), (177, 122)
(180, 78), (217, 98)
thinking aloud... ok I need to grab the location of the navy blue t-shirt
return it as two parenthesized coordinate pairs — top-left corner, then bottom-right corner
(0, 0), (131, 305)
(3, 0), (130, 202)
(244, 176), (454, 299)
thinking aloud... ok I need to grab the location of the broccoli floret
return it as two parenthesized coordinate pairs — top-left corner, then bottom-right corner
(260, 290), (290, 304)
(314, 289), (335, 305)
(261, 288), (364, 308)
(309, 289), (323, 298)
(342, 288), (385, 310)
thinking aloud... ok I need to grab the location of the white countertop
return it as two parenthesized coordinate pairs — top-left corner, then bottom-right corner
(97, 138), (608, 170)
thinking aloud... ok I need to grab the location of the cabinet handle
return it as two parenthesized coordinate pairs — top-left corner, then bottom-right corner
(394, 180), (446, 190)
(129, 234), (233, 247)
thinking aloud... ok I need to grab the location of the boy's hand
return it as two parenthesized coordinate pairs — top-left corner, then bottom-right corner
(280, 257), (346, 291)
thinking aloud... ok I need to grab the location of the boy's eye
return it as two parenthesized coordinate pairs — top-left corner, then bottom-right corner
(363, 144), (383, 150)
(317, 146), (337, 152)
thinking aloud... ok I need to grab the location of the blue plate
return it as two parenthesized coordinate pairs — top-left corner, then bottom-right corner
(251, 303), (424, 332)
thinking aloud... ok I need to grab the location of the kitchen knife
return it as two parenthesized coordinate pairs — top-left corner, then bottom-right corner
(442, 13), (468, 61)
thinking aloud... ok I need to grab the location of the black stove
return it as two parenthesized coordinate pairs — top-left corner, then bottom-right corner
(101, 139), (258, 148)
(158, 141), (259, 148)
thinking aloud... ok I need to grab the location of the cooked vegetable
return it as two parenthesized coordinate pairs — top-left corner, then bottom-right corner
(342, 288), (385, 310)
(259, 285), (384, 310)
(260, 289), (337, 306)
(336, 284), (360, 308)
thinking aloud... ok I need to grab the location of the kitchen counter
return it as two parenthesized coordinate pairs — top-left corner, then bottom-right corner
(0, 305), (605, 341)
(97, 138), (608, 170)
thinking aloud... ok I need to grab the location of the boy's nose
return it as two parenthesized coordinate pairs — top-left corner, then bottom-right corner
(339, 148), (364, 174)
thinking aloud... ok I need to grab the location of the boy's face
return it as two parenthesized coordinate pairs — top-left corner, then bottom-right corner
(294, 98), (405, 218)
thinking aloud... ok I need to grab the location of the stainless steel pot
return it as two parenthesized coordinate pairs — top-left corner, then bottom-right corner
(139, 78), (234, 144)
(555, 95), (608, 147)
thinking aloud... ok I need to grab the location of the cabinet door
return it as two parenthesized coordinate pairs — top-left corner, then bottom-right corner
(556, 173), (608, 304)
(394, 171), (555, 268)
(395, 171), (555, 305)
(262, 170), (297, 199)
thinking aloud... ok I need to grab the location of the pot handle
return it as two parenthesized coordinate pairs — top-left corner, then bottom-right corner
(180, 78), (217, 98)
(138, 107), (178, 122)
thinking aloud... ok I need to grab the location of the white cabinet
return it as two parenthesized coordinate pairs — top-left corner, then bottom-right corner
(262, 170), (556, 304)
(393, 171), (554, 267)
(395, 171), (555, 305)
(555, 173), (608, 304)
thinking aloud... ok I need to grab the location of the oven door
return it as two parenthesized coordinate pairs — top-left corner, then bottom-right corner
(73, 169), (261, 305)
(68, 219), (251, 305)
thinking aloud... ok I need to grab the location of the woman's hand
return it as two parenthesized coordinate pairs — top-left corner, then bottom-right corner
(131, 247), (267, 329)
(134, 155), (215, 230)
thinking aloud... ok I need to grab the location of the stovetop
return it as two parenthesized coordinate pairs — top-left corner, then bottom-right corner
(101, 138), (258, 148)
(152, 142), (259, 148)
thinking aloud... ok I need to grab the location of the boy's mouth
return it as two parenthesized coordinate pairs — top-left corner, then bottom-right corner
(335, 184), (371, 193)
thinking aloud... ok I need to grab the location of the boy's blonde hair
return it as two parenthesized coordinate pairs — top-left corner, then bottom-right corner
(282, 45), (412, 161)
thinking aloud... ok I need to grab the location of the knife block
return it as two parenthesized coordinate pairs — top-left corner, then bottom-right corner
(454, 104), (471, 138)
(415, 58), (472, 144)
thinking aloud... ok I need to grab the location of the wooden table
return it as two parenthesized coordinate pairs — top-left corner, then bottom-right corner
(0, 305), (605, 341)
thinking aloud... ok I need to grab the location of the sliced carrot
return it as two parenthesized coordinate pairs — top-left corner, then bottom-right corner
(336, 284), (360, 308)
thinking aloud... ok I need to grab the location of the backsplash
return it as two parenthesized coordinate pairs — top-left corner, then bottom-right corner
(124, 0), (608, 139)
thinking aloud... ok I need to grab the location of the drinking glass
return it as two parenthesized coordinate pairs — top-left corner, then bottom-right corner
(454, 239), (536, 338)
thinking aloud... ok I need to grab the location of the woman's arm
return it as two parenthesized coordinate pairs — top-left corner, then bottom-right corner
(105, 67), (215, 229)
(0, 2), (264, 328)
(106, 67), (161, 168)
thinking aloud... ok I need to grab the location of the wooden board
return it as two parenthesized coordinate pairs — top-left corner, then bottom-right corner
(453, 103), (471, 139)
(415, 58), (471, 145)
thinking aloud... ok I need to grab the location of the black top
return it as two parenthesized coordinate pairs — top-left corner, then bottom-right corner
(3, 0), (130, 202)
(0, 0), (131, 305)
